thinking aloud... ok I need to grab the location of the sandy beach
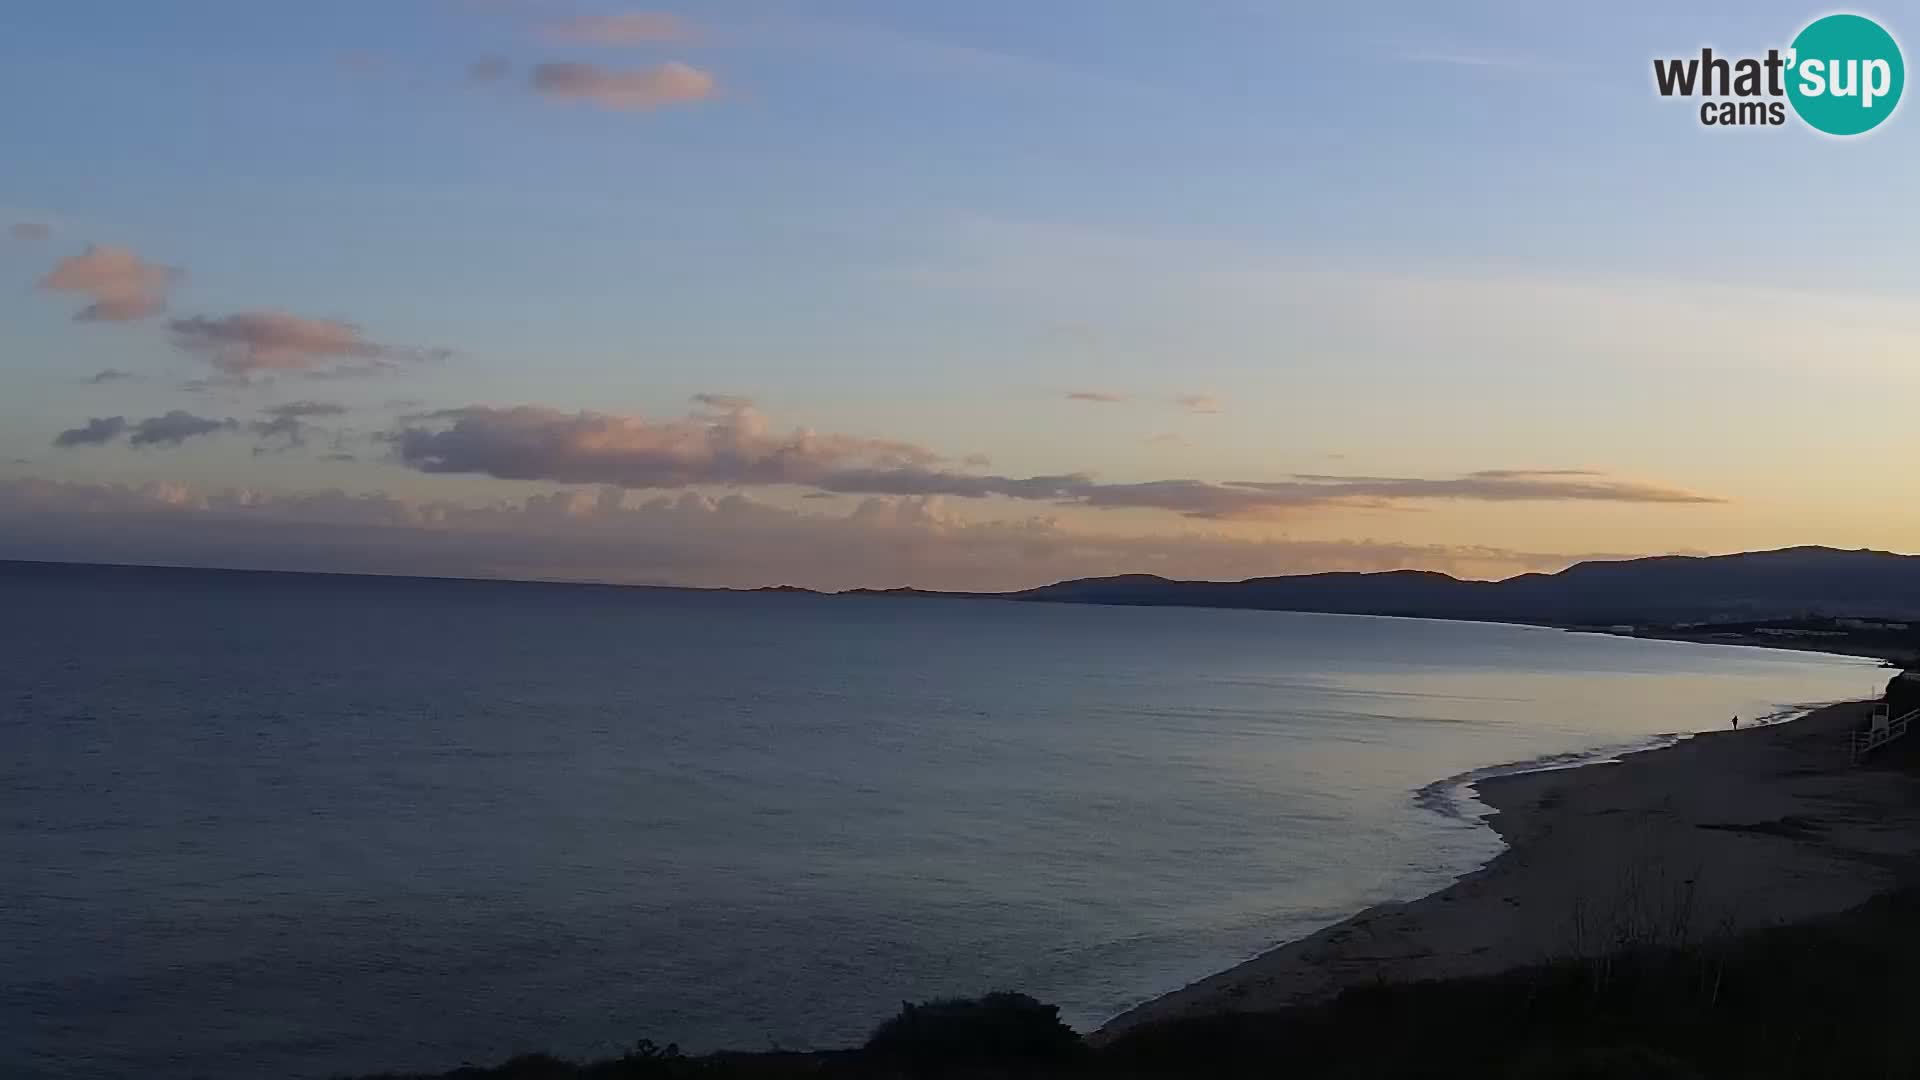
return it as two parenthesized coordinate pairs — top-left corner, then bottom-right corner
(1099, 700), (1920, 1037)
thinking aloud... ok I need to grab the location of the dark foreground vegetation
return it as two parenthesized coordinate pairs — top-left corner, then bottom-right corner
(354, 880), (1920, 1080)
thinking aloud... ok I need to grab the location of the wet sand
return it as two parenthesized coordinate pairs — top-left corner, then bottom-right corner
(1099, 701), (1920, 1037)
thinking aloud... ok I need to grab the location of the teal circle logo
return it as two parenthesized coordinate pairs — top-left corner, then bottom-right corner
(1787, 14), (1904, 135)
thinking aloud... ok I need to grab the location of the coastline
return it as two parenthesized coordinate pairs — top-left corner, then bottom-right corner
(1604, 625), (1915, 665)
(1096, 699), (1920, 1039)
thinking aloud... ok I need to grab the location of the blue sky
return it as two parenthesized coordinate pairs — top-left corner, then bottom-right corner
(2, 1), (1916, 588)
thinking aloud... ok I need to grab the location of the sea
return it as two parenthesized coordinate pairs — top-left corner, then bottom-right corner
(0, 562), (1887, 1079)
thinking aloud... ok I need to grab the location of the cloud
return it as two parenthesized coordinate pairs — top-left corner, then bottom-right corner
(542, 12), (688, 44)
(813, 468), (1091, 501)
(690, 392), (754, 411)
(55, 412), (239, 449)
(39, 245), (184, 321)
(263, 400), (351, 418)
(1065, 390), (1127, 403)
(9, 221), (52, 242)
(387, 400), (1723, 518)
(1063, 472), (1722, 518)
(53, 417), (128, 448)
(1250, 470), (1722, 505)
(249, 403), (350, 453)
(168, 311), (448, 378)
(249, 415), (310, 453)
(1176, 394), (1221, 414)
(1145, 433), (1189, 447)
(82, 368), (142, 385)
(393, 398), (944, 488)
(468, 55), (511, 83)
(129, 411), (238, 447)
(0, 475), (1611, 592)
(1070, 479), (1273, 516)
(529, 61), (717, 110)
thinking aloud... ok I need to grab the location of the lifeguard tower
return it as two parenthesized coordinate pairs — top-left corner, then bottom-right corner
(1852, 677), (1920, 763)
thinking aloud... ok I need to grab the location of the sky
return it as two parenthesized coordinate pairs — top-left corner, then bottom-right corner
(2, 0), (1917, 590)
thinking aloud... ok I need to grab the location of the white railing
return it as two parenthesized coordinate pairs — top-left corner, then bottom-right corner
(1852, 706), (1920, 763)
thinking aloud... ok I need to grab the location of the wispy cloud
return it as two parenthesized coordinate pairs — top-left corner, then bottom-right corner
(249, 415), (311, 453)
(8, 221), (51, 242)
(169, 311), (449, 380)
(82, 368), (142, 385)
(528, 60), (717, 110)
(1232, 471), (1724, 507)
(250, 402), (349, 453)
(690, 392), (754, 411)
(263, 400), (351, 418)
(1065, 390), (1127, 403)
(1176, 394), (1221, 415)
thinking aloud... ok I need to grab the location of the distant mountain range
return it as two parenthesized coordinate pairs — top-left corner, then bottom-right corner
(974, 547), (1920, 626)
(8, 546), (1920, 629)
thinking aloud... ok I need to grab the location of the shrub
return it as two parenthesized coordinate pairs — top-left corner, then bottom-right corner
(864, 992), (1084, 1067)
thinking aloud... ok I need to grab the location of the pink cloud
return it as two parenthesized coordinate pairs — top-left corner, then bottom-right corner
(395, 399), (945, 489)
(529, 61), (717, 111)
(39, 245), (184, 322)
(388, 399), (1723, 517)
(1065, 390), (1127, 403)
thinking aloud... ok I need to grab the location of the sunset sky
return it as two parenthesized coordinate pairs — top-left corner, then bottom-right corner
(2, 1), (1916, 590)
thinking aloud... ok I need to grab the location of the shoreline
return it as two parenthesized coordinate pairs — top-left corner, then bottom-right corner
(1601, 625), (1914, 665)
(1096, 699), (1920, 1039)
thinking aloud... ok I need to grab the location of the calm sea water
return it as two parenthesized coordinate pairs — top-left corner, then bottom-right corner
(0, 563), (1885, 1079)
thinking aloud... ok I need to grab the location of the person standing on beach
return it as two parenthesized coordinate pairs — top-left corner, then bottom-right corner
(1731, 715), (1740, 729)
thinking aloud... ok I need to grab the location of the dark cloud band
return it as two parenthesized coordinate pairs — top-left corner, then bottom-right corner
(386, 400), (1724, 518)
